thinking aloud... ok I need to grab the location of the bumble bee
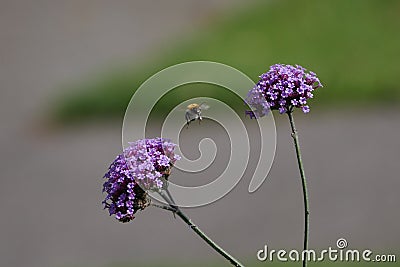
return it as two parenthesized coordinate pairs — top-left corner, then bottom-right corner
(185, 102), (210, 126)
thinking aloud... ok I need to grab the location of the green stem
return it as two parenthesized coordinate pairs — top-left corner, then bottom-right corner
(150, 203), (176, 212)
(157, 191), (244, 267)
(287, 110), (310, 267)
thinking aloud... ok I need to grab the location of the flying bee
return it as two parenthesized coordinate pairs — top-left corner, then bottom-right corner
(185, 102), (210, 126)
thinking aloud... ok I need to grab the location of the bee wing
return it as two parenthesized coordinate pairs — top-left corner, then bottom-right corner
(199, 103), (210, 110)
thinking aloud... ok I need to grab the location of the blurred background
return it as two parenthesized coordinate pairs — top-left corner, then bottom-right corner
(1, 0), (399, 267)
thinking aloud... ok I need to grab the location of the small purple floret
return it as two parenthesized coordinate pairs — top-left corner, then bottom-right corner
(246, 64), (323, 116)
(102, 138), (180, 223)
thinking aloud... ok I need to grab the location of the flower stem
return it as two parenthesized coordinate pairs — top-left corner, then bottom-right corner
(150, 203), (176, 212)
(287, 110), (310, 267)
(157, 191), (244, 267)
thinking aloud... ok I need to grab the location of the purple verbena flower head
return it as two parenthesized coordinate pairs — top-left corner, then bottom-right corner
(102, 138), (180, 223)
(246, 64), (323, 116)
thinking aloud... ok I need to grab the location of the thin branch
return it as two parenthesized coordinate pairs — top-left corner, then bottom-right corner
(158, 191), (244, 267)
(287, 110), (310, 267)
(151, 203), (176, 212)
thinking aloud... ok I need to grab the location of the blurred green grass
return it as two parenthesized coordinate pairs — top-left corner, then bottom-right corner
(53, 0), (400, 124)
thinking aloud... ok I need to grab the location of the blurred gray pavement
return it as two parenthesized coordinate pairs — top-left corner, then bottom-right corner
(1, 1), (400, 267)
(0, 0), (247, 129)
(1, 111), (400, 267)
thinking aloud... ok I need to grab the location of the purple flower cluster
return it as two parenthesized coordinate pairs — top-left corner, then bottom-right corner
(102, 138), (180, 223)
(246, 64), (323, 116)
